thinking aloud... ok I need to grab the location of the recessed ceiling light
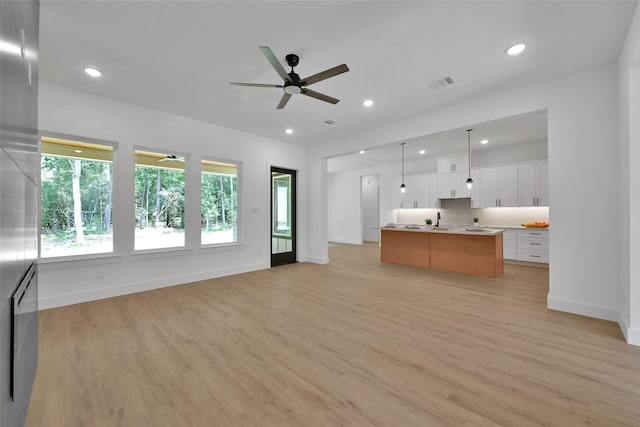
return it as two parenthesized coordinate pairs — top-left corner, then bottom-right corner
(74, 149), (83, 153)
(359, 150), (366, 154)
(480, 139), (489, 145)
(84, 67), (102, 77)
(285, 128), (293, 134)
(419, 149), (426, 155)
(362, 99), (374, 107)
(505, 43), (526, 56)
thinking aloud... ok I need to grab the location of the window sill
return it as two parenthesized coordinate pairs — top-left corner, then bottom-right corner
(38, 253), (122, 270)
(199, 241), (245, 251)
(131, 246), (195, 259)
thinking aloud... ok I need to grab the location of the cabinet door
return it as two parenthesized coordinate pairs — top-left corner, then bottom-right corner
(519, 161), (548, 207)
(503, 230), (517, 260)
(480, 167), (500, 207)
(454, 171), (471, 198)
(415, 174), (431, 208)
(437, 173), (454, 199)
(429, 174), (440, 208)
(437, 152), (469, 173)
(499, 165), (519, 207)
(518, 163), (537, 206)
(469, 169), (481, 208)
(401, 175), (415, 208)
(536, 162), (549, 206)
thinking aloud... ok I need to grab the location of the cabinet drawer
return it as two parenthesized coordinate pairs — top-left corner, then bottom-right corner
(517, 250), (549, 263)
(518, 236), (549, 250)
(517, 229), (548, 238)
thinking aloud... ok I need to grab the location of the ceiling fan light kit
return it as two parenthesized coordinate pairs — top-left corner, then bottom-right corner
(230, 46), (349, 110)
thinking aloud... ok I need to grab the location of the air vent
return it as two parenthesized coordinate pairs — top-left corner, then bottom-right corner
(324, 119), (336, 125)
(427, 75), (456, 90)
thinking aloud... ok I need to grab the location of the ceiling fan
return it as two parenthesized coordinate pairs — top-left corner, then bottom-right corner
(159, 155), (184, 162)
(230, 46), (349, 109)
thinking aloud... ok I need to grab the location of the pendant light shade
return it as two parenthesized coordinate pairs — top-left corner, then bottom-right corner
(466, 129), (473, 190)
(400, 142), (406, 193)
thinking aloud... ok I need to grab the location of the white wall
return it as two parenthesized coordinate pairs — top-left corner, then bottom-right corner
(309, 62), (622, 327)
(38, 83), (306, 309)
(618, 1), (640, 345)
(327, 164), (396, 244)
(472, 140), (547, 167)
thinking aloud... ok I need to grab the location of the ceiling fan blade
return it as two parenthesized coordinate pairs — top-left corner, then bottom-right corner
(259, 46), (291, 83)
(301, 88), (339, 105)
(301, 64), (349, 86)
(276, 93), (292, 109)
(229, 82), (283, 88)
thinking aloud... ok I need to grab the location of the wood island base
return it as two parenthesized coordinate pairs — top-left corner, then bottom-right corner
(381, 229), (504, 278)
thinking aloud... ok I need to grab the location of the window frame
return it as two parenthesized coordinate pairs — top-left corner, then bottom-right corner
(38, 132), (119, 263)
(133, 147), (189, 253)
(199, 156), (242, 248)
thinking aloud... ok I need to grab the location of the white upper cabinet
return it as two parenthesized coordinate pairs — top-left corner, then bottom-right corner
(436, 152), (469, 173)
(469, 168), (481, 208)
(437, 171), (471, 199)
(519, 161), (548, 207)
(479, 165), (518, 207)
(404, 173), (432, 208)
(430, 175), (440, 208)
(392, 173), (434, 209)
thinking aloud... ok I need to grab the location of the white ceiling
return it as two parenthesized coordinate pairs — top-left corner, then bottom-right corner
(39, 1), (636, 148)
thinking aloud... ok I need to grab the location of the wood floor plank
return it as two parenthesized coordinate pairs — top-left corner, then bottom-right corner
(26, 243), (640, 426)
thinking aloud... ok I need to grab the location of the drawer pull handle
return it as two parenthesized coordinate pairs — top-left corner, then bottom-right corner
(530, 242), (541, 246)
(530, 255), (541, 258)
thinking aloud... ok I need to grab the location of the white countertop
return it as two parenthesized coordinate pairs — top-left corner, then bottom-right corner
(380, 226), (504, 236)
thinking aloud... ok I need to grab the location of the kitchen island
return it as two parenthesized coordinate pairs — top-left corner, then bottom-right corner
(380, 226), (504, 278)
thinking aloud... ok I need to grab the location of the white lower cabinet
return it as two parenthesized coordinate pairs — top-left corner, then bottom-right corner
(502, 230), (517, 260)
(516, 229), (549, 263)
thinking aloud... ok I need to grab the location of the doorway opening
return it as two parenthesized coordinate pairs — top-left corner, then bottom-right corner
(361, 174), (380, 243)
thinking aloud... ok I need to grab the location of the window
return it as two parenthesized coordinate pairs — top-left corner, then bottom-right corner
(134, 150), (186, 251)
(40, 136), (114, 258)
(201, 159), (238, 245)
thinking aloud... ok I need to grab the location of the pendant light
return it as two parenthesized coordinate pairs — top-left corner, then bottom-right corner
(400, 142), (407, 193)
(465, 129), (474, 190)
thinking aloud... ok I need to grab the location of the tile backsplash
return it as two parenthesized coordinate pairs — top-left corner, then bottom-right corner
(396, 198), (549, 227)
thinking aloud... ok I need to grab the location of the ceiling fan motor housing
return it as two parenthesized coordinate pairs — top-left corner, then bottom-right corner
(285, 54), (299, 68)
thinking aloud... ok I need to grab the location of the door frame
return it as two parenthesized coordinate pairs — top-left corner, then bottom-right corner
(270, 166), (297, 267)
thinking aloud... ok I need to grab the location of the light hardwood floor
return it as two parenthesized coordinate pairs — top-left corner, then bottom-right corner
(26, 243), (640, 426)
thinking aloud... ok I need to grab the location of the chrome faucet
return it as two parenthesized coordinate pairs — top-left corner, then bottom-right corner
(436, 211), (441, 228)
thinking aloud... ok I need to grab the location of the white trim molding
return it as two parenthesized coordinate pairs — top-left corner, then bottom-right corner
(38, 262), (268, 310)
(618, 311), (640, 346)
(547, 294), (619, 322)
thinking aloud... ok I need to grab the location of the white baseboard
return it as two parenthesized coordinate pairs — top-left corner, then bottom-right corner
(547, 294), (618, 322)
(301, 255), (330, 264)
(627, 328), (640, 346)
(328, 239), (363, 245)
(38, 261), (268, 310)
(617, 311), (640, 346)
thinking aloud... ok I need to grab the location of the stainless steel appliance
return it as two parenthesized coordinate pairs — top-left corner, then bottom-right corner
(1, 0), (40, 425)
